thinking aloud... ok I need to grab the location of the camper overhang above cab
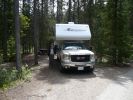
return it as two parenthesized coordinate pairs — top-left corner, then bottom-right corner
(55, 22), (91, 40)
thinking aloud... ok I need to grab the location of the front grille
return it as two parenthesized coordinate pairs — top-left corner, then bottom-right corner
(71, 55), (90, 62)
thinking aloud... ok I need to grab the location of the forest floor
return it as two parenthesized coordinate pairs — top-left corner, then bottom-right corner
(1, 55), (133, 100)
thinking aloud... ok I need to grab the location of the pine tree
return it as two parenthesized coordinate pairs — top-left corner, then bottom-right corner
(2, 0), (8, 62)
(57, 0), (63, 23)
(68, 0), (72, 22)
(14, 0), (21, 69)
(33, 0), (39, 65)
(107, 0), (132, 64)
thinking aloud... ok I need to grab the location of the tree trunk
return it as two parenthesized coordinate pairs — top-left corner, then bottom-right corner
(68, 0), (72, 22)
(3, 0), (8, 62)
(57, 0), (63, 23)
(33, 0), (38, 65)
(112, 0), (118, 65)
(52, 0), (55, 18)
(77, 0), (80, 23)
(14, 0), (21, 70)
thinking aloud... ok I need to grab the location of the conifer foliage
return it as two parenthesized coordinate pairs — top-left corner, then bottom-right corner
(0, 0), (132, 67)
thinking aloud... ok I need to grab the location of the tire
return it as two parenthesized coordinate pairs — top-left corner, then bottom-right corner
(59, 62), (65, 73)
(60, 66), (65, 73)
(89, 68), (94, 73)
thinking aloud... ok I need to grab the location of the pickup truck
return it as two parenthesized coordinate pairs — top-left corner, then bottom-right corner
(57, 41), (95, 72)
(55, 22), (95, 72)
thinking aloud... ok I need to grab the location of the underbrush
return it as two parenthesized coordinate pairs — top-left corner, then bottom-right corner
(0, 65), (31, 90)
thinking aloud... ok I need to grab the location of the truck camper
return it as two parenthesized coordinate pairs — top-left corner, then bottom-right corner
(55, 22), (95, 72)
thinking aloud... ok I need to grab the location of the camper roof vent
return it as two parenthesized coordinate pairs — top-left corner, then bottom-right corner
(68, 22), (74, 24)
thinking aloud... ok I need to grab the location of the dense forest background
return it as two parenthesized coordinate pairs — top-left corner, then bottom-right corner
(0, 0), (133, 69)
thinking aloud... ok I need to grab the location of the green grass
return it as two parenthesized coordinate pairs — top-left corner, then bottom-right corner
(0, 65), (31, 90)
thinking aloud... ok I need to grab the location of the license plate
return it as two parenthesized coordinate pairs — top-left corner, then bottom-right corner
(78, 67), (84, 70)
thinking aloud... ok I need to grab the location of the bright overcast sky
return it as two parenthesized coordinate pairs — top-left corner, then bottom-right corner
(19, 0), (101, 13)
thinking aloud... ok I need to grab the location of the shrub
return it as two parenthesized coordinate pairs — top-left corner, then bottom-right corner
(0, 65), (31, 89)
(17, 65), (31, 80)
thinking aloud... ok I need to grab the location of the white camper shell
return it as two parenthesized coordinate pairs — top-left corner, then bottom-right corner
(55, 22), (91, 40)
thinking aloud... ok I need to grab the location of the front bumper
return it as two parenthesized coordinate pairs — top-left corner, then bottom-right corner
(61, 60), (95, 69)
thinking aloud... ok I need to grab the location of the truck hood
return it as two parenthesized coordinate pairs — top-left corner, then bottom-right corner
(62, 49), (94, 55)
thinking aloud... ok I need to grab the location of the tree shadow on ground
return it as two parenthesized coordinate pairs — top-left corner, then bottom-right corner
(35, 56), (133, 86)
(23, 54), (48, 67)
(35, 57), (96, 85)
(95, 65), (133, 86)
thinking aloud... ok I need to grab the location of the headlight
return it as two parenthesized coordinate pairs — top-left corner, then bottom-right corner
(63, 53), (71, 60)
(90, 54), (95, 62)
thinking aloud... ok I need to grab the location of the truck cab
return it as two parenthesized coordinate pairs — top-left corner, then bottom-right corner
(57, 41), (95, 72)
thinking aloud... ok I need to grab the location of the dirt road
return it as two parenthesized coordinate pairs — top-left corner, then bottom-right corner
(2, 56), (133, 100)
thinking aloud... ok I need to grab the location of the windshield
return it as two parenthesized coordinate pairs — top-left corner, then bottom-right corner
(63, 42), (87, 50)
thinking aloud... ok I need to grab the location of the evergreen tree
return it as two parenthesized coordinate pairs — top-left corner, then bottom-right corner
(93, 0), (107, 62)
(68, 0), (72, 22)
(33, 0), (39, 65)
(57, 0), (63, 23)
(14, 0), (21, 69)
(106, 0), (132, 64)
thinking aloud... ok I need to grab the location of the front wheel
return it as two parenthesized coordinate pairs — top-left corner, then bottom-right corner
(89, 68), (94, 73)
(59, 63), (65, 73)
